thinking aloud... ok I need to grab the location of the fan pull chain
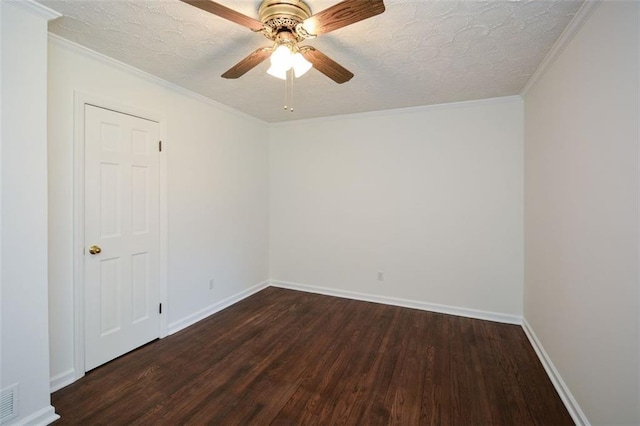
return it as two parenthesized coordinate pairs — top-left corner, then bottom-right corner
(283, 69), (294, 113)
(290, 71), (294, 112)
(283, 69), (288, 111)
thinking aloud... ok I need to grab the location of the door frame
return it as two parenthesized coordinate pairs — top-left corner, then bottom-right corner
(72, 91), (168, 382)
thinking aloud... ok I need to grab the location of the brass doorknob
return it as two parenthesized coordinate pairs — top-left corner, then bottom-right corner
(89, 245), (102, 255)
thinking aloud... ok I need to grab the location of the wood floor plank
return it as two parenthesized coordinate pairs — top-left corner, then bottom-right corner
(52, 287), (574, 425)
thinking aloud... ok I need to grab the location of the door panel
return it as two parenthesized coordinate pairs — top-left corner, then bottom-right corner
(84, 104), (161, 371)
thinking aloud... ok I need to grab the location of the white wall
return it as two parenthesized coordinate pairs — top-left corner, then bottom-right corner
(269, 98), (524, 319)
(42, 3), (639, 424)
(523, 1), (639, 424)
(48, 36), (270, 388)
(1, 1), (59, 424)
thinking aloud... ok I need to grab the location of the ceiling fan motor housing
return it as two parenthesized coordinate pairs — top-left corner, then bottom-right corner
(259, 0), (312, 41)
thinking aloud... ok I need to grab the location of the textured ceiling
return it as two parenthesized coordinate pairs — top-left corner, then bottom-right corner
(39, 0), (584, 122)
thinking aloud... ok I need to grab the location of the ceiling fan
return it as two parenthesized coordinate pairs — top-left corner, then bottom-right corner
(180, 0), (386, 83)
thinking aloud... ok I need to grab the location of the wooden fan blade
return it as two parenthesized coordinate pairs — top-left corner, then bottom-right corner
(180, 0), (264, 32)
(222, 47), (272, 79)
(301, 47), (353, 84)
(301, 0), (385, 36)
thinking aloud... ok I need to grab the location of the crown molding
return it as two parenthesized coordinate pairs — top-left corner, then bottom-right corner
(270, 95), (523, 128)
(48, 33), (267, 126)
(521, 0), (601, 96)
(7, 0), (61, 20)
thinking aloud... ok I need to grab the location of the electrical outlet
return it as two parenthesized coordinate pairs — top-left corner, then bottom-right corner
(209, 279), (214, 290)
(377, 271), (384, 281)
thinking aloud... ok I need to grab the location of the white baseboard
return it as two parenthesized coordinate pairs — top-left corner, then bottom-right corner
(49, 282), (270, 393)
(13, 405), (59, 426)
(269, 280), (522, 325)
(522, 318), (590, 426)
(47, 280), (585, 426)
(167, 281), (270, 335)
(49, 369), (76, 393)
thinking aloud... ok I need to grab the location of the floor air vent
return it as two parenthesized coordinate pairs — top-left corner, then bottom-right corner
(0, 384), (18, 423)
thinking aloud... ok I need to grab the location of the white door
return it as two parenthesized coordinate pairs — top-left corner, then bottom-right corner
(84, 104), (161, 371)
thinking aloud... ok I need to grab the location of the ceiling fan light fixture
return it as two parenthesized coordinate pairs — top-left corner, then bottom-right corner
(267, 44), (293, 79)
(292, 52), (312, 77)
(267, 44), (312, 79)
(267, 64), (288, 80)
(271, 45), (293, 68)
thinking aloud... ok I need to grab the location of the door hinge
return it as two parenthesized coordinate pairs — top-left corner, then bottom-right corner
(159, 303), (162, 314)
(159, 140), (162, 152)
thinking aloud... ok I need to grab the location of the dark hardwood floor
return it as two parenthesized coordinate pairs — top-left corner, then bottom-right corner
(52, 287), (573, 425)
